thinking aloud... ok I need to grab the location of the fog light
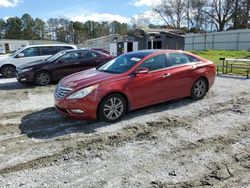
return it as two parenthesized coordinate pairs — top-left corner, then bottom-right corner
(21, 78), (27, 81)
(70, 109), (84, 114)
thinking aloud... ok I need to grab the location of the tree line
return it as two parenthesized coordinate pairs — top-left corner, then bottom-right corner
(0, 13), (128, 44)
(0, 0), (249, 43)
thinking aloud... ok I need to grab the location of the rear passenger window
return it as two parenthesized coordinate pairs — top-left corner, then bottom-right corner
(139, 54), (167, 71)
(58, 46), (74, 51)
(22, 47), (40, 57)
(85, 52), (99, 58)
(41, 47), (58, 56)
(169, 53), (190, 66)
(186, 55), (200, 62)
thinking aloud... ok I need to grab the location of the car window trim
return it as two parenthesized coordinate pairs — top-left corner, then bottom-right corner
(148, 61), (199, 73)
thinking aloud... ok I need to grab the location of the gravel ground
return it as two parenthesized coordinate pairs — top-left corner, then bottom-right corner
(0, 76), (249, 188)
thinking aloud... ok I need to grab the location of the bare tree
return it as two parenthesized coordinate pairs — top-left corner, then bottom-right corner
(153, 0), (188, 29)
(245, 0), (250, 28)
(203, 0), (236, 31)
(188, 0), (208, 31)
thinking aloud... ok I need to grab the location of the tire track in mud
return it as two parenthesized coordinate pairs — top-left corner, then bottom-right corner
(5, 92), (250, 140)
(0, 94), (249, 176)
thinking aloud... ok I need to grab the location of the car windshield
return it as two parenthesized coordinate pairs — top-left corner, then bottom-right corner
(46, 50), (68, 62)
(97, 52), (151, 74)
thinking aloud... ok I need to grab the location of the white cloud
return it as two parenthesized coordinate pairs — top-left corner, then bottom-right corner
(131, 10), (163, 26)
(0, 0), (21, 7)
(71, 13), (130, 23)
(133, 0), (162, 7)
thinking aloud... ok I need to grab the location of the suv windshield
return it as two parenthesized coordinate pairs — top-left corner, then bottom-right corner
(97, 52), (151, 74)
(46, 50), (68, 62)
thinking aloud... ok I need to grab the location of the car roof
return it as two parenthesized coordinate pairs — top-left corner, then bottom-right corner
(62, 49), (107, 53)
(24, 44), (77, 48)
(125, 49), (184, 56)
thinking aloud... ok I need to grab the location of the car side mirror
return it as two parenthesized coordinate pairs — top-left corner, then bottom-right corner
(135, 67), (149, 75)
(17, 53), (24, 58)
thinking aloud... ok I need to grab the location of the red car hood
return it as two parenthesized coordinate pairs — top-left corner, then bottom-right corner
(59, 69), (117, 90)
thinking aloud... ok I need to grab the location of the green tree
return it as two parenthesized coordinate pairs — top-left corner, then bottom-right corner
(0, 19), (6, 39)
(34, 18), (47, 40)
(21, 13), (38, 39)
(5, 17), (22, 39)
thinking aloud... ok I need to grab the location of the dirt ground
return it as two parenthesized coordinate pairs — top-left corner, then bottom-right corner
(0, 76), (249, 188)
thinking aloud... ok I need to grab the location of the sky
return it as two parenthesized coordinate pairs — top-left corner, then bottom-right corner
(0, 0), (163, 23)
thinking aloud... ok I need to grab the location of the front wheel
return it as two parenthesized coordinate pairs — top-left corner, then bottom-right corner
(98, 94), (127, 123)
(190, 78), (208, 100)
(1, 65), (16, 78)
(34, 71), (52, 86)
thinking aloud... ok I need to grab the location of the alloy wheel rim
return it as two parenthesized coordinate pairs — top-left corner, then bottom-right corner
(194, 80), (206, 97)
(103, 97), (124, 120)
(37, 73), (50, 85)
(4, 67), (15, 77)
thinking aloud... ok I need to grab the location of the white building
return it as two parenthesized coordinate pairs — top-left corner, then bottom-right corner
(0, 39), (66, 54)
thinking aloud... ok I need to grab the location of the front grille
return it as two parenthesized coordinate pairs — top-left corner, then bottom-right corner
(55, 85), (73, 99)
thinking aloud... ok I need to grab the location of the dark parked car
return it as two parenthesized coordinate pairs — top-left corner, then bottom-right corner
(16, 49), (113, 86)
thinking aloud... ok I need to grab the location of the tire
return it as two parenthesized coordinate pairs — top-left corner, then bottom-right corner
(1, 65), (16, 78)
(190, 78), (208, 100)
(34, 71), (52, 86)
(98, 93), (127, 123)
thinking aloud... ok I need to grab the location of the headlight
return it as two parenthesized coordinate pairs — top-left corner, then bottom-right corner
(67, 85), (98, 99)
(19, 67), (33, 73)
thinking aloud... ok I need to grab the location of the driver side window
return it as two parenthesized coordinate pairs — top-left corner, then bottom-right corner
(21, 47), (40, 57)
(139, 54), (167, 71)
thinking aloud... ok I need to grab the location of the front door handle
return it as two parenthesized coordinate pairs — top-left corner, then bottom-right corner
(191, 65), (197, 69)
(162, 73), (171, 78)
(74, 62), (80, 65)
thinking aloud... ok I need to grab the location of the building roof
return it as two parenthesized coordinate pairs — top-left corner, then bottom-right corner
(132, 27), (185, 37)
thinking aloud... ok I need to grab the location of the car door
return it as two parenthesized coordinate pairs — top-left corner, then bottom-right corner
(13, 47), (41, 67)
(127, 54), (170, 109)
(77, 51), (108, 72)
(160, 52), (200, 100)
(52, 51), (83, 80)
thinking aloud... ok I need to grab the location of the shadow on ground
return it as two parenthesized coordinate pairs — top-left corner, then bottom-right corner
(19, 98), (195, 139)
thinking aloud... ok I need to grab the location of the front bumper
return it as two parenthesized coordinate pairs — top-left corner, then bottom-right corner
(16, 72), (34, 83)
(54, 94), (100, 120)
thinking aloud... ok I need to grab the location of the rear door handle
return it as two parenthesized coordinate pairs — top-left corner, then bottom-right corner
(162, 73), (171, 78)
(74, 62), (80, 65)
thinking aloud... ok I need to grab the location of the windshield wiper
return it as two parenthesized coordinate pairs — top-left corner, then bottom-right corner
(98, 69), (119, 74)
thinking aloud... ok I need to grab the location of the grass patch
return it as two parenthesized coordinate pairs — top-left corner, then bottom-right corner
(190, 50), (250, 65)
(190, 50), (250, 77)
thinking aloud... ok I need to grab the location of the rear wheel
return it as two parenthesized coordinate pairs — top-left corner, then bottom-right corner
(190, 78), (208, 100)
(34, 71), (52, 86)
(1, 65), (16, 78)
(98, 93), (127, 123)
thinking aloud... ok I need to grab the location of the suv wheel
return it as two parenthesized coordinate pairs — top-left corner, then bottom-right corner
(34, 71), (52, 86)
(190, 78), (208, 100)
(98, 94), (127, 123)
(1, 65), (16, 78)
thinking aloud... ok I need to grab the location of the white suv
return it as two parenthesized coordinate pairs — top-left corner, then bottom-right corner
(0, 44), (77, 77)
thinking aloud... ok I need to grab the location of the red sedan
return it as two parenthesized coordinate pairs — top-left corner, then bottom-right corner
(54, 50), (215, 122)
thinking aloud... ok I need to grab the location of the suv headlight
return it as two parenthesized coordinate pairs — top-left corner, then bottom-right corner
(19, 67), (33, 73)
(67, 85), (98, 99)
